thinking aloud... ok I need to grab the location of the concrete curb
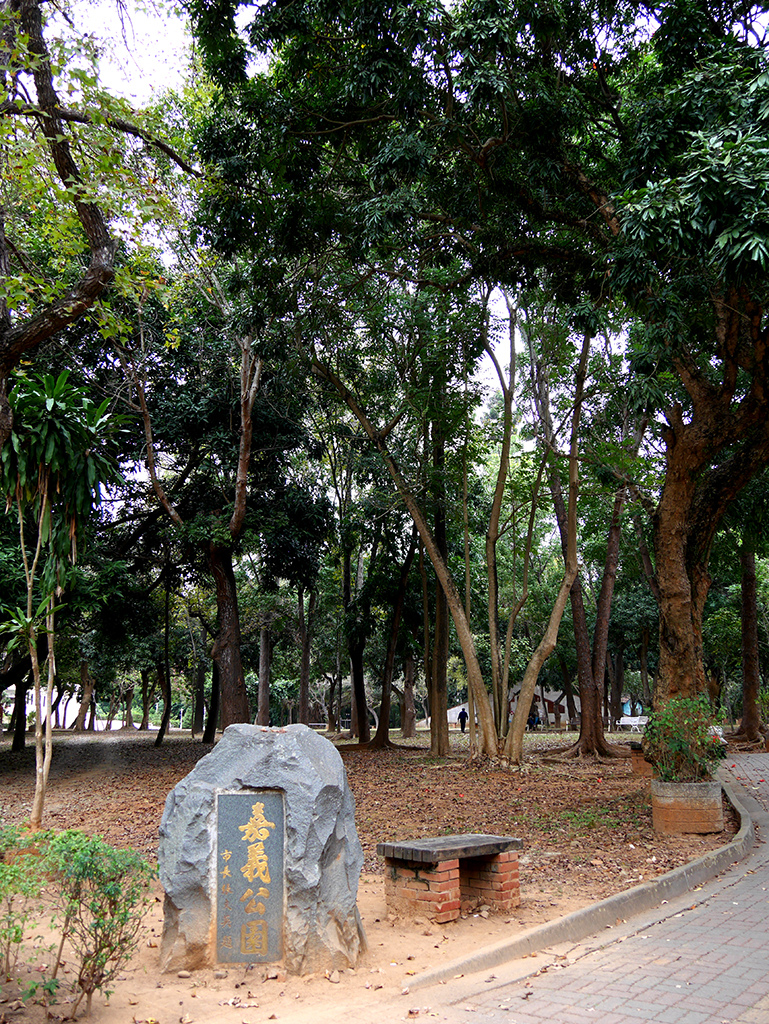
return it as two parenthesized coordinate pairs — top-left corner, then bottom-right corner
(409, 773), (755, 990)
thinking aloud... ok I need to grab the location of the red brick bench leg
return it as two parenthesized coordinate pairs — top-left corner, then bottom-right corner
(384, 857), (461, 923)
(459, 851), (520, 912)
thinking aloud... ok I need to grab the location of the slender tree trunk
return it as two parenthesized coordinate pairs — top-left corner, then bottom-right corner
(591, 488), (625, 694)
(257, 622), (271, 726)
(209, 543), (250, 728)
(737, 544), (762, 741)
(203, 661), (220, 743)
(297, 588), (315, 726)
(11, 671), (27, 751)
(192, 629), (206, 737)
(313, 359), (499, 755)
(153, 658), (172, 747)
(139, 667), (154, 730)
(402, 652), (417, 738)
(529, 333), (620, 758)
(29, 600), (55, 830)
(326, 673), (338, 732)
(640, 627), (651, 705)
(370, 531), (417, 748)
(430, 422), (450, 756)
(609, 648), (624, 729)
(74, 661), (94, 731)
(154, 564), (174, 747)
(124, 685), (135, 728)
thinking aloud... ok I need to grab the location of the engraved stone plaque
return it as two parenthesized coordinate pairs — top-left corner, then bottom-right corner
(216, 790), (284, 963)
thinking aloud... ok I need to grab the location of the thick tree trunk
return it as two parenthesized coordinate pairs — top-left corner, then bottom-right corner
(209, 543), (250, 728)
(653, 455), (709, 702)
(738, 545), (762, 741)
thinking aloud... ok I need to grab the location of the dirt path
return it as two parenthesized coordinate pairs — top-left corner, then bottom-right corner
(0, 729), (739, 1023)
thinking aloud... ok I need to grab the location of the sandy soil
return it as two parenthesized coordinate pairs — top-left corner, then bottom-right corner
(0, 729), (740, 1023)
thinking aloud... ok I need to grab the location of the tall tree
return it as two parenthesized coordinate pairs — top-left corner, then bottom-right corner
(0, 0), (191, 447)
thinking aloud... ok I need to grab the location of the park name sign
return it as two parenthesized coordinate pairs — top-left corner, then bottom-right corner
(158, 724), (367, 974)
(216, 791), (284, 962)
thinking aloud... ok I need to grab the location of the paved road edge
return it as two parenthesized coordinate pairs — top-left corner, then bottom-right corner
(409, 773), (754, 990)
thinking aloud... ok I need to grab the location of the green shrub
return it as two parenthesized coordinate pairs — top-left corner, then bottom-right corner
(0, 824), (48, 979)
(644, 695), (726, 782)
(46, 831), (154, 1017)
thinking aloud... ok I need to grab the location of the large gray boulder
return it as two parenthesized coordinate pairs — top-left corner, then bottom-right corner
(158, 724), (366, 974)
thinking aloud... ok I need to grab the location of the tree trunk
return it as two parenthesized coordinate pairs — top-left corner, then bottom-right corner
(124, 685), (135, 728)
(313, 359), (499, 756)
(11, 670), (28, 752)
(342, 544), (370, 743)
(139, 667), (154, 730)
(326, 673), (338, 732)
(610, 648), (624, 729)
(203, 660), (220, 743)
(209, 543), (250, 728)
(297, 588), (316, 726)
(653, 452), (710, 702)
(153, 658), (172, 747)
(349, 639), (369, 742)
(402, 652), (417, 738)
(257, 622), (271, 726)
(192, 645), (206, 737)
(74, 661), (94, 731)
(430, 422), (450, 756)
(529, 333), (620, 759)
(591, 488), (625, 696)
(738, 544), (762, 741)
(640, 627), (651, 705)
(370, 531), (417, 748)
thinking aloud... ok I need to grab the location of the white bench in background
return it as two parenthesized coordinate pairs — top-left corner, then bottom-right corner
(618, 715), (648, 732)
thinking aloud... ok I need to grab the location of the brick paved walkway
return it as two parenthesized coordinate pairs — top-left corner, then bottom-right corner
(429, 754), (769, 1024)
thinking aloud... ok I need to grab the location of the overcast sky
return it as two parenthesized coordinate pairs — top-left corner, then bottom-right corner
(75, 1), (191, 105)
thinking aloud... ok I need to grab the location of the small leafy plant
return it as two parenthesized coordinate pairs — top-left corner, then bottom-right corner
(0, 823), (48, 979)
(46, 831), (154, 1018)
(644, 695), (726, 782)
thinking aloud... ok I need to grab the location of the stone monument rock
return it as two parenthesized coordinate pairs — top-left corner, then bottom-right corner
(158, 724), (367, 974)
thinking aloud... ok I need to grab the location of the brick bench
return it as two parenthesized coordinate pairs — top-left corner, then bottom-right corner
(376, 833), (523, 925)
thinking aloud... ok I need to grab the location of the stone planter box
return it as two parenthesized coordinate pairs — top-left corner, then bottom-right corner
(651, 779), (724, 834)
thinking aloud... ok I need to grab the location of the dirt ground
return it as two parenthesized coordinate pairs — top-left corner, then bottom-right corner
(0, 729), (740, 1023)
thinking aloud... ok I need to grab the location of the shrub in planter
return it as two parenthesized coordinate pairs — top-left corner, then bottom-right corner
(644, 695), (726, 782)
(645, 696), (727, 834)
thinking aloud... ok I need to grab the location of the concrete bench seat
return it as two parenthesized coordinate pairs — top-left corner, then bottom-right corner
(377, 833), (522, 924)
